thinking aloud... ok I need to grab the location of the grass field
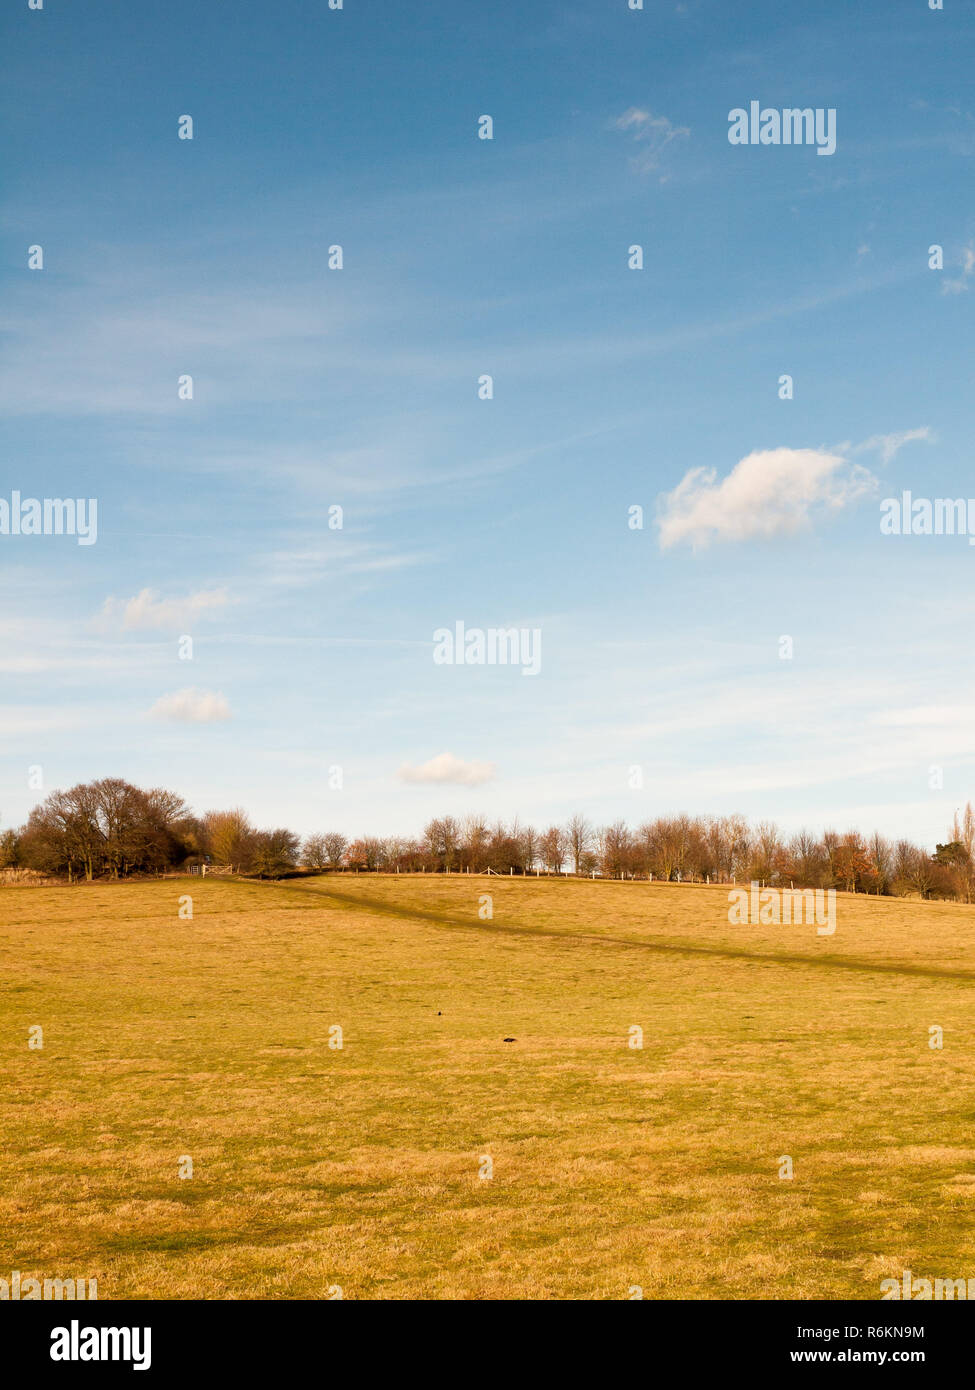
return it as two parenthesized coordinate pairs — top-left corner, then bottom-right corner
(2, 874), (974, 1300)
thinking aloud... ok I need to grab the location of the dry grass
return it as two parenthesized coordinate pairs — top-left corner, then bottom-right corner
(2, 874), (973, 1299)
(0, 867), (55, 886)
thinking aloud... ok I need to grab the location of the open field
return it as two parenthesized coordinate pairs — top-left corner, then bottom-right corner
(2, 874), (974, 1300)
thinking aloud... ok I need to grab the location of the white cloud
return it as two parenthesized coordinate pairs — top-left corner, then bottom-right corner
(99, 587), (230, 632)
(614, 107), (690, 173)
(853, 427), (932, 464)
(942, 241), (975, 294)
(397, 752), (495, 786)
(616, 107), (653, 131)
(658, 447), (876, 550)
(148, 688), (231, 722)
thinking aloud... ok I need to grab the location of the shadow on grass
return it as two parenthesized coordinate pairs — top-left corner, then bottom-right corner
(235, 876), (975, 988)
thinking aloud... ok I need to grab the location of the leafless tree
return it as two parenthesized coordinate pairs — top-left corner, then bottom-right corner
(539, 825), (566, 873)
(565, 814), (592, 875)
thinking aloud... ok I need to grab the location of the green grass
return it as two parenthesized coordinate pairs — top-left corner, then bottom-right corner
(2, 874), (974, 1299)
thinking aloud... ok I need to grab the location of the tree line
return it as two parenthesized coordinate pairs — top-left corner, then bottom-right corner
(2, 778), (974, 901)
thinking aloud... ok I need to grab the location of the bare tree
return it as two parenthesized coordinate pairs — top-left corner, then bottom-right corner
(822, 828), (840, 886)
(870, 832), (892, 895)
(302, 833), (328, 871)
(323, 832), (348, 868)
(520, 825), (539, 873)
(704, 816), (731, 882)
(424, 817), (460, 872)
(788, 829), (818, 886)
(462, 814), (490, 872)
(726, 814), (751, 882)
(949, 803), (975, 903)
(565, 814), (592, 876)
(751, 821), (783, 885)
(600, 820), (632, 878)
(538, 825), (566, 874)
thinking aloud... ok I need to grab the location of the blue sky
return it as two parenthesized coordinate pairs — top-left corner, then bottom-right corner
(2, 0), (974, 845)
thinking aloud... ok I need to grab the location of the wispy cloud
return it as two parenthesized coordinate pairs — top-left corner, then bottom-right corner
(268, 545), (429, 586)
(397, 752), (495, 786)
(148, 688), (231, 722)
(613, 107), (690, 175)
(98, 587), (231, 632)
(0, 274), (362, 416)
(853, 427), (933, 465)
(942, 241), (975, 294)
